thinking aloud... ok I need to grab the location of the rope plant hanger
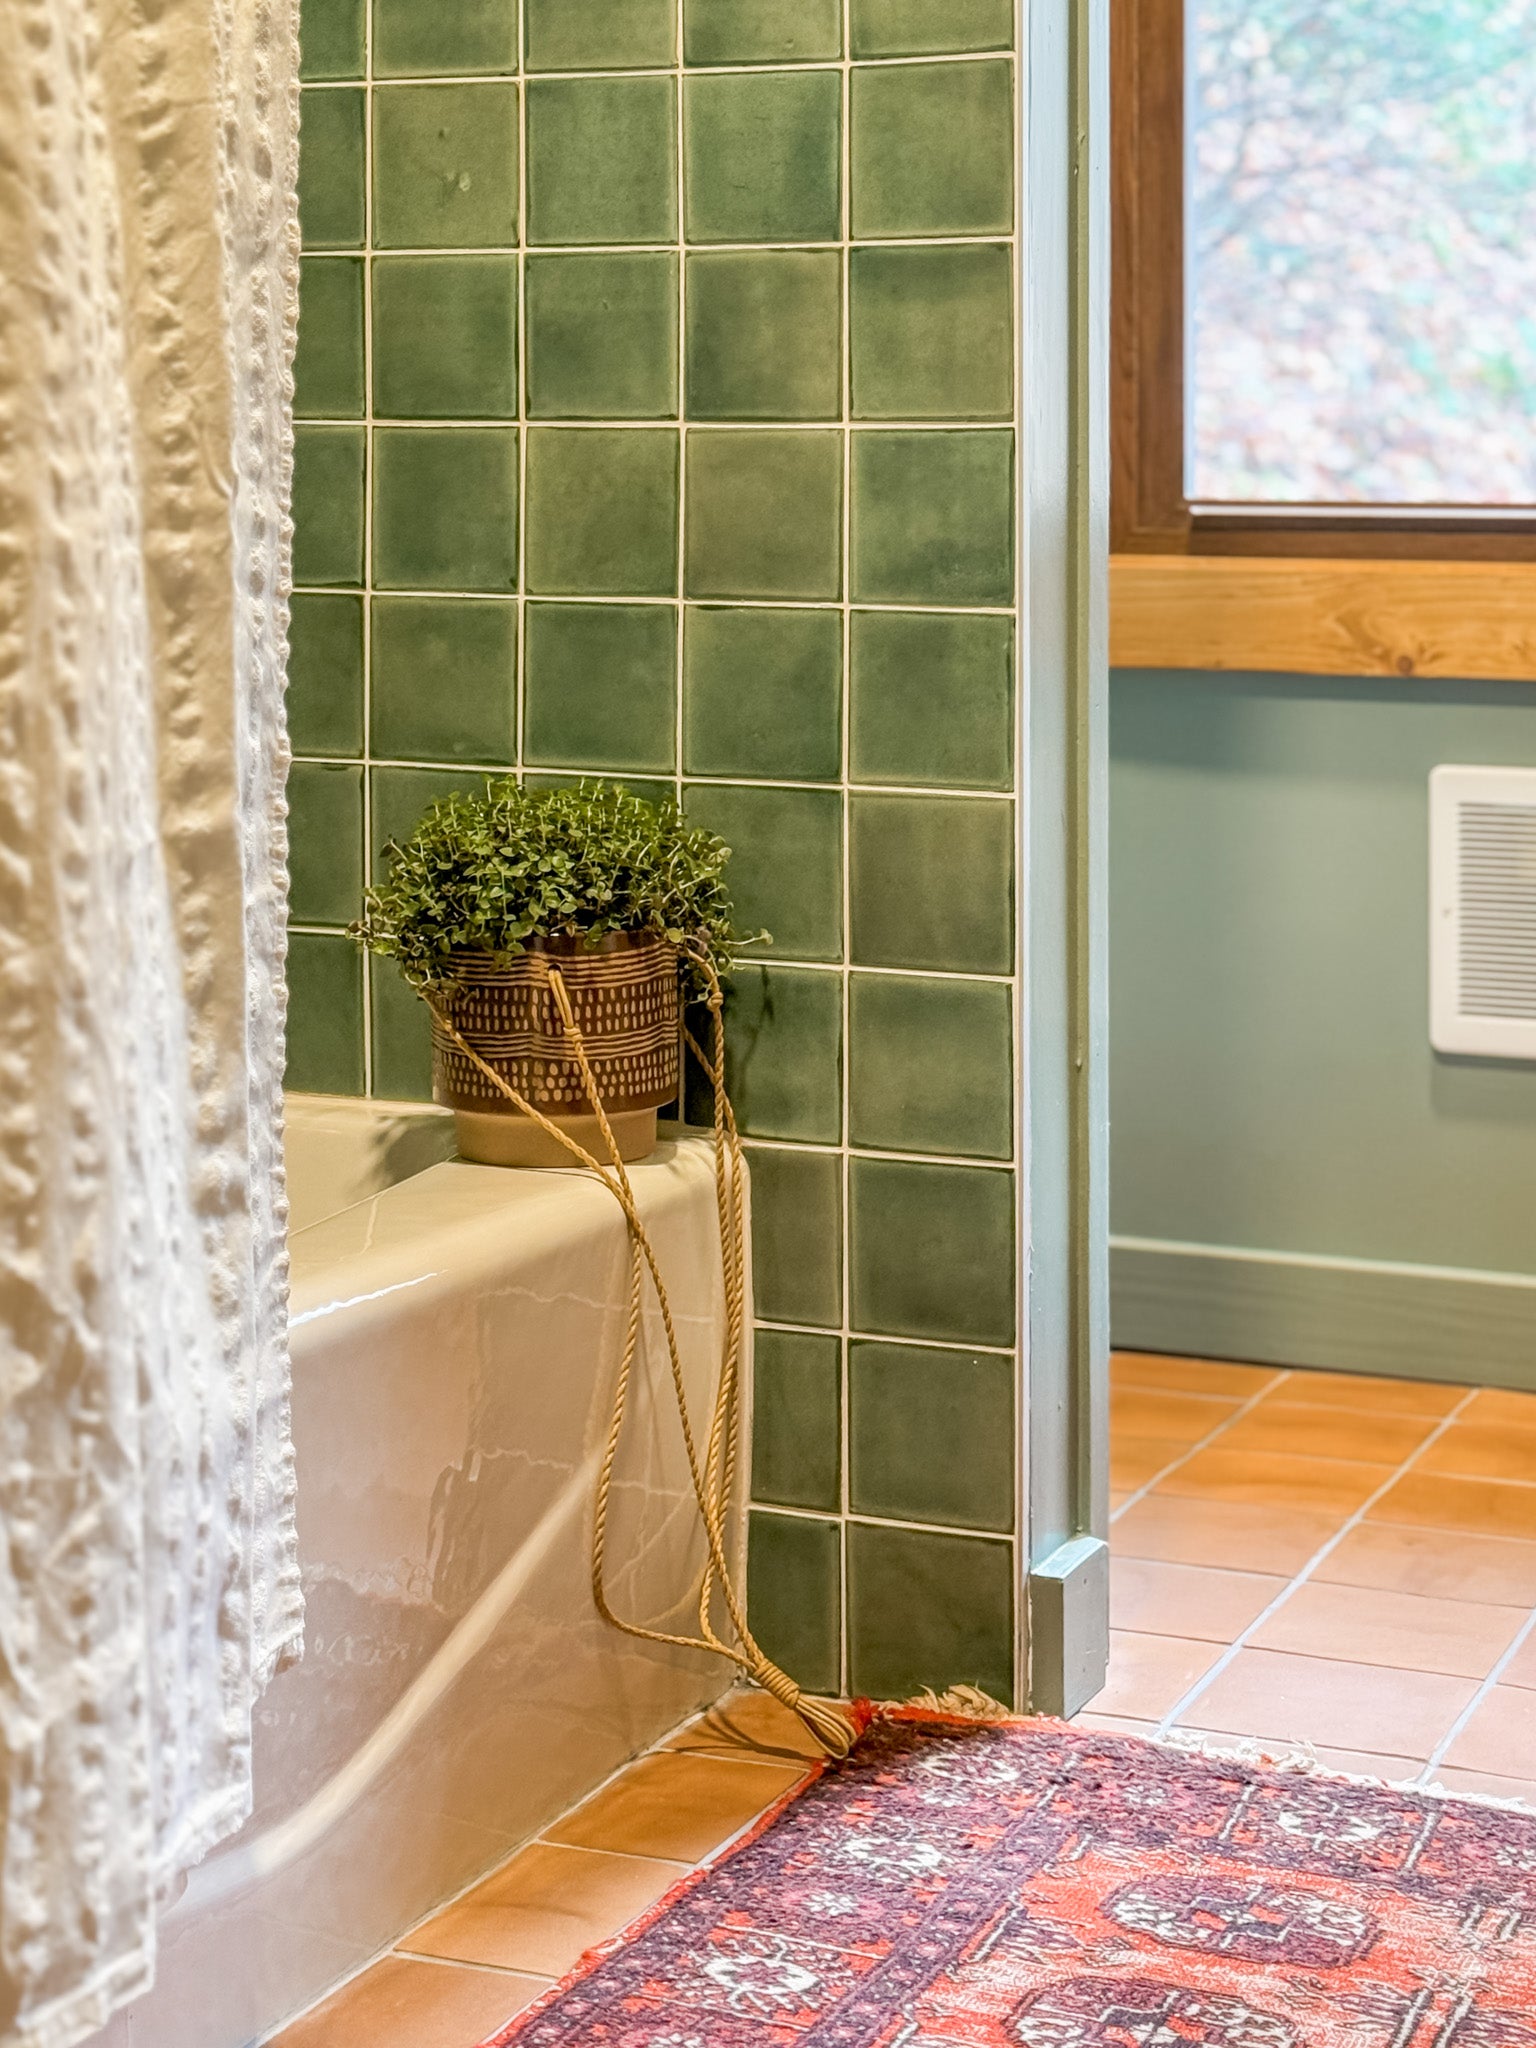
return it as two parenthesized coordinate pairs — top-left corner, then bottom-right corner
(353, 783), (857, 1762)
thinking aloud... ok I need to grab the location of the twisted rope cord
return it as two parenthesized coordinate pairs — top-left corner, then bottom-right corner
(420, 953), (857, 1760)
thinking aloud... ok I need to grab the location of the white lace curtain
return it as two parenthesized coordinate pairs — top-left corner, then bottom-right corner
(0, 0), (303, 2041)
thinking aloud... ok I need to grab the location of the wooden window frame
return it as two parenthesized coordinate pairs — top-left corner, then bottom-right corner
(1112, 0), (1536, 564)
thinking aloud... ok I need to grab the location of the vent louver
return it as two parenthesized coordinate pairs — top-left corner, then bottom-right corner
(1431, 766), (1536, 1058)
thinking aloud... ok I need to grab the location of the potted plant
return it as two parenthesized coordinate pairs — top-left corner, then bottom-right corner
(350, 779), (751, 1167)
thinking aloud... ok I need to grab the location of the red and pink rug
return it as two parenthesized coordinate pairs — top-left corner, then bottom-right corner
(488, 1712), (1536, 2046)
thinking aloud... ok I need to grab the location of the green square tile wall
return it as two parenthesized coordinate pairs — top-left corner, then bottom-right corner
(291, 0), (1021, 1704)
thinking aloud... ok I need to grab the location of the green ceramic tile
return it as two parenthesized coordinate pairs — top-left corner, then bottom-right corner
(288, 593), (364, 756)
(527, 77), (678, 247)
(526, 254), (679, 420)
(850, 59), (1013, 237)
(851, 431), (1013, 606)
(373, 83), (519, 249)
(524, 603), (677, 772)
(849, 972), (1011, 1158)
(744, 1143), (841, 1326)
(373, 0), (515, 75)
(525, 429), (679, 596)
(287, 761), (364, 925)
(747, 1511), (842, 1696)
(710, 963), (842, 1142)
(683, 606), (841, 780)
(373, 428), (518, 592)
(850, 794), (1013, 973)
(370, 955), (434, 1099)
(685, 251), (841, 422)
(295, 259), (364, 418)
(685, 432), (841, 600)
(849, 1342), (1014, 1529)
(300, 0), (365, 78)
(371, 597), (516, 763)
(684, 71), (841, 243)
(286, 934), (365, 1094)
(851, 244), (1012, 420)
(372, 257), (517, 419)
(751, 1330), (841, 1512)
(686, 0), (842, 63)
(849, 1156), (1015, 1346)
(298, 88), (364, 249)
(371, 764), (493, 870)
(527, 0), (676, 68)
(685, 783), (842, 960)
(525, 771), (675, 803)
(292, 425), (365, 587)
(847, 1522), (1013, 1704)
(850, 610), (1013, 791)
(851, 0), (1012, 56)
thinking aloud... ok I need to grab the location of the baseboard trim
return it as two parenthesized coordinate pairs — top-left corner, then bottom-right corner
(1111, 1236), (1536, 1389)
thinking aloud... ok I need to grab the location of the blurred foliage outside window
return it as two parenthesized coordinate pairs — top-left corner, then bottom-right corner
(1191, 1), (1536, 504)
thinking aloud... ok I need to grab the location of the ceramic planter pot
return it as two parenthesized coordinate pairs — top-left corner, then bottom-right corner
(430, 931), (681, 1167)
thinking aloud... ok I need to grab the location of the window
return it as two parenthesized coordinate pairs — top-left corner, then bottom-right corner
(1113, 0), (1536, 556)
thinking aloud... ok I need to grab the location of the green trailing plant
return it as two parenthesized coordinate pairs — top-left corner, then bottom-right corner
(349, 778), (759, 995)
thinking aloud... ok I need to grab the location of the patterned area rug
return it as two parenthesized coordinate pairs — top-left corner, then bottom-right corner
(487, 1712), (1536, 2046)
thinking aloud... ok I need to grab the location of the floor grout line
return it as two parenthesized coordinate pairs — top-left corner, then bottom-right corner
(1417, 1601), (1536, 1787)
(1108, 1370), (1297, 1525)
(1150, 1385), (1487, 1739)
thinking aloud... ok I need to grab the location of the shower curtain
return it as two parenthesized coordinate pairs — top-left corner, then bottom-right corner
(0, 0), (303, 2041)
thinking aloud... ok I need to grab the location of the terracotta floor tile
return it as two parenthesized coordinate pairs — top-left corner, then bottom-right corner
(1177, 1647), (1476, 1759)
(1110, 1559), (1285, 1644)
(1417, 1423), (1536, 1485)
(1072, 1711), (1160, 1736)
(1274, 1370), (1464, 1419)
(1458, 1387), (1536, 1431)
(1429, 1764), (1536, 1808)
(1250, 1581), (1524, 1680)
(1111, 1435), (1194, 1491)
(1444, 1685), (1536, 1777)
(1110, 1491), (1132, 1512)
(400, 1842), (685, 1977)
(1369, 1472), (1536, 1543)
(1112, 1495), (1344, 1574)
(1173, 1729), (1424, 1782)
(1314, 1522), (1536, 1606)
(1111, 1352), (1280, 1398)
(543, 1752), (807, 1863)
(270, 1956), (548, 2048)
(1499, 1627), (1536, 1690)
(1090, 1631), (1225, 1721)
(1110, 1387), (1241, 1441)
(664, 1688), (835, 1761)
(1158, 1447), (1393, 1516)
(1217, 1402), (1438, 1466)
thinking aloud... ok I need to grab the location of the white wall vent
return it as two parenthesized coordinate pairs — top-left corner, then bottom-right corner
(1431, 764), (1536, 1059)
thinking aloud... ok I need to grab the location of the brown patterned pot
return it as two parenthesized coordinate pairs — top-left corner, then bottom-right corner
(430, 931), (680, 1167)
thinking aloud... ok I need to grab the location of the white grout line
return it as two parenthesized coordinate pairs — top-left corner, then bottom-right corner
(1151, 1385), (1485, 1738)
(306, 50), (1015, 90)
(358, 0), (376, 1091)
(835, 0), (854, 1702)
(293, 584), (1020, 618)
(1108, 1369), (1298, 1526)
(756, 1318), (1017, 1359)
(1418, 1601), (1536, 1789)
(313, 415), (1012, 433)
(307, 233), (1014, 255)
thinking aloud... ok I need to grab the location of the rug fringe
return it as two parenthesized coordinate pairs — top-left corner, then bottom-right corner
(898, 1686), (1014, 1722)
(1153, 1727), (1536, 1818)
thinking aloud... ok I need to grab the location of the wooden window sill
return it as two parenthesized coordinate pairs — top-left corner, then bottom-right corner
(1110, 555), (1536, 683)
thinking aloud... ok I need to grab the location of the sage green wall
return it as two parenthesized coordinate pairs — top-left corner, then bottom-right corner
(286, 0), (1029, 1701)
(1111, 668), (1536, 1367)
